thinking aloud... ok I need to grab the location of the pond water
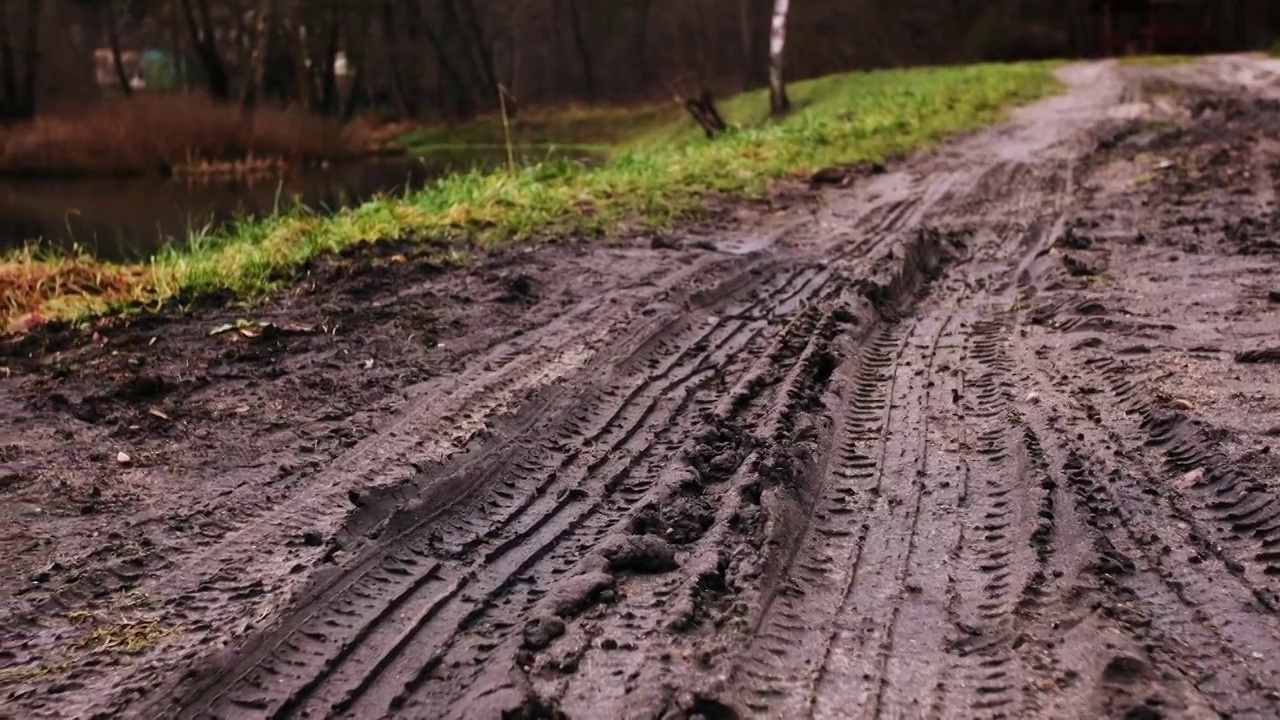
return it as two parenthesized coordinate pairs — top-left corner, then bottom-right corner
(0, 148), (587, 261)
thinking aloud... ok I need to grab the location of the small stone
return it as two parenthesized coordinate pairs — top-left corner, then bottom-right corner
(1170, 399), (1193, 411)
(1025, 392), (1041, 404)
(116, 451), (132, 465)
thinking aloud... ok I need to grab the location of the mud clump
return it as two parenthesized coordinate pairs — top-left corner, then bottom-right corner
(522, 616), (567, 651)
(685, 430), (749, 484)
(498, 274), (541, 304)
(540, 572), (615, 618)
(1062, 253), (1102, 277)
(630, 496), (716, 545)
(1058, 226), (1094, 250)
(1102, 655), (1152, 685)
(597, 534), (679, 574)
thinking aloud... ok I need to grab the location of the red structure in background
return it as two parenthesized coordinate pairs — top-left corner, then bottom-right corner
(1091, 0), (1221, 55)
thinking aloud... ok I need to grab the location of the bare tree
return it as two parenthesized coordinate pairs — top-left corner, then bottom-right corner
(768, 0), (790, 115)
(564, 0), (595, 102)
(240, 0), (274, 107)
(0, 0), (42, 121)
(102, 0), (132, 96)
(179, 0), (231, 100)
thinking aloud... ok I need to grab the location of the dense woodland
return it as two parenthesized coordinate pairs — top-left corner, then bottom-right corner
(1, 0), (1279, 123)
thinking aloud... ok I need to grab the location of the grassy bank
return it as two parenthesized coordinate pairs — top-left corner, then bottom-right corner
(2, 61), (1061, 332)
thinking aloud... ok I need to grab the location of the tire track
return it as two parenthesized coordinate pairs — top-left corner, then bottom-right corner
(149, 60), (1164, 720)
(173, 260), (839, 719)
(1010, 357), (1280, 718)
(730, 320), (913, 717)
(389, 274), (848, 717)
(926, 311), (1044, 719)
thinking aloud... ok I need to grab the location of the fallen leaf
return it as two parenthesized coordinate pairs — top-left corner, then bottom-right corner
(1177, 468), (1205, 489)
(148, 407), (170, 421)
(274, 323), (317, 335)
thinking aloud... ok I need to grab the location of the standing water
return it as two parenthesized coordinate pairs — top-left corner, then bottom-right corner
(0, 149), (579, 261)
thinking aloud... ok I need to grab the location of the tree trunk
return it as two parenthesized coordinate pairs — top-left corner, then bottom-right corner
(287, 0), (312, 111)
(564, 0), (596, 102)
(416, 3), (476, 118)
(240, 0), (274, 107)
(0, 3), (20, 119)
(19, 0), (40, 116)
(768, 0), (791, 116)
(738, 0), (754, 88)
(169, 0), (187, 88)
(317, 4), (340, 115)
(378, 1), (416, 117)
(180, 0), (230, 99)
(447, 0), (498, 100)
(632, 0), (654, 94)
(103, 2), (132, 97)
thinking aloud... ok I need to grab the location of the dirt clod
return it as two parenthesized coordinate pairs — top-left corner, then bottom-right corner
(597, 534), (679, 574)
(522, 616), (567, 651)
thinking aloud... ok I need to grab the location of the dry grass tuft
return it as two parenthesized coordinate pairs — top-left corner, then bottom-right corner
(1, 249), (166, 332)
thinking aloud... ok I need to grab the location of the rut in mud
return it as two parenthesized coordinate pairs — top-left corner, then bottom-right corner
(8, 58), (1280, 719)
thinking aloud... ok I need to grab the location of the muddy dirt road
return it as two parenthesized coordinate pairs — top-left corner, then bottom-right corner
(7, 58), (1280, 718)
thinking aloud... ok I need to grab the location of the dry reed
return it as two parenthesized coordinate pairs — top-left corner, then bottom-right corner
(0, 94), (370, 178)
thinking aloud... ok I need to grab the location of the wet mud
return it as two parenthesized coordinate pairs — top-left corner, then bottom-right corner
(6, 58), (1280, 719)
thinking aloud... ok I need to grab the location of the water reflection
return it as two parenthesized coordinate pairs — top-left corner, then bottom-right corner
(0, 148), (586, 261)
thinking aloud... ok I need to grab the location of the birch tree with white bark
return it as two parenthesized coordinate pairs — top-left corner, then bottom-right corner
(768, 0), (790, 115)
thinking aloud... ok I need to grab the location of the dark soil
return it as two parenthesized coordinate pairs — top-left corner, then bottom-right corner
(6, 58), (1280, 719)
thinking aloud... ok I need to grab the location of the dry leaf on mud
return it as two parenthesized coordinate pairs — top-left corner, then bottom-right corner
(148, 407), (170, 421)
(210, 320), (317, 338)
(209, 321), (245, 336)
(1177, 468), (1205, 489)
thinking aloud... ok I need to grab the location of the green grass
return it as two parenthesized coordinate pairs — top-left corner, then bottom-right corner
(400, 103), (677, 156)
(3, 61), (1062, 331)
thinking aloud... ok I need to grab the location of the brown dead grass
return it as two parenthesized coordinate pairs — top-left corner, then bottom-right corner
(1, 254), (164, 333)
(0, 94), (371, 177)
